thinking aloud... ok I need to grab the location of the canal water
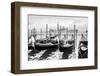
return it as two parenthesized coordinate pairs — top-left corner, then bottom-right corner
(28, 45), (77, 61)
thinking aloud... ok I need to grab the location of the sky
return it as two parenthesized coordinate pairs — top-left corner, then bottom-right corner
(28, 15), (88, 34)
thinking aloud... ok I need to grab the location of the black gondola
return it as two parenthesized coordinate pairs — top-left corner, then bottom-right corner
(34, 40), (58, 50)
(78, 40), (88, 58)
(59, 40), (74, 59)
(28, 44), (34, 50)
(59, 43), (73, 52)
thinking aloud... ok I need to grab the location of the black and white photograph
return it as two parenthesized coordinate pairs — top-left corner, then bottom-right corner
(11, 2), (97, 74)
(28, 15), (88, 61)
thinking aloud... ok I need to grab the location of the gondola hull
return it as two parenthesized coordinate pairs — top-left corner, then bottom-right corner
(79, 41), (88, 46)
(59, 40), (74, 53)
(35, 43), (58, 50)
(59, 45), (73, 53)
(78, 41), (88, 58)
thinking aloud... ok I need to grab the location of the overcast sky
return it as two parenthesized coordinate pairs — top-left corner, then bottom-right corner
(28, 15), (88, 33)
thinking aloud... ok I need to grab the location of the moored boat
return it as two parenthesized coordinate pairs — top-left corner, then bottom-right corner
(59, 41), (74, 53)
(34, 40), (58, 50)
(78, 34), (88, 58)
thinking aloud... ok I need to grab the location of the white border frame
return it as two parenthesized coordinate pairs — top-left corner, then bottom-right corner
(20, 7), (95, 70)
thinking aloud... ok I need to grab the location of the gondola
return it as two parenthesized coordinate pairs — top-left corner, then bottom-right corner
(78, 40), (88, 58)
(28, 43), (34, 50)
(59, 40), (74, 53)
(34, 40), (58, 50)
(78, 33), (88, 58)
(59, 39), (75, 59)
(68, 40), (75, 45)
(79, 41), (88, 46)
